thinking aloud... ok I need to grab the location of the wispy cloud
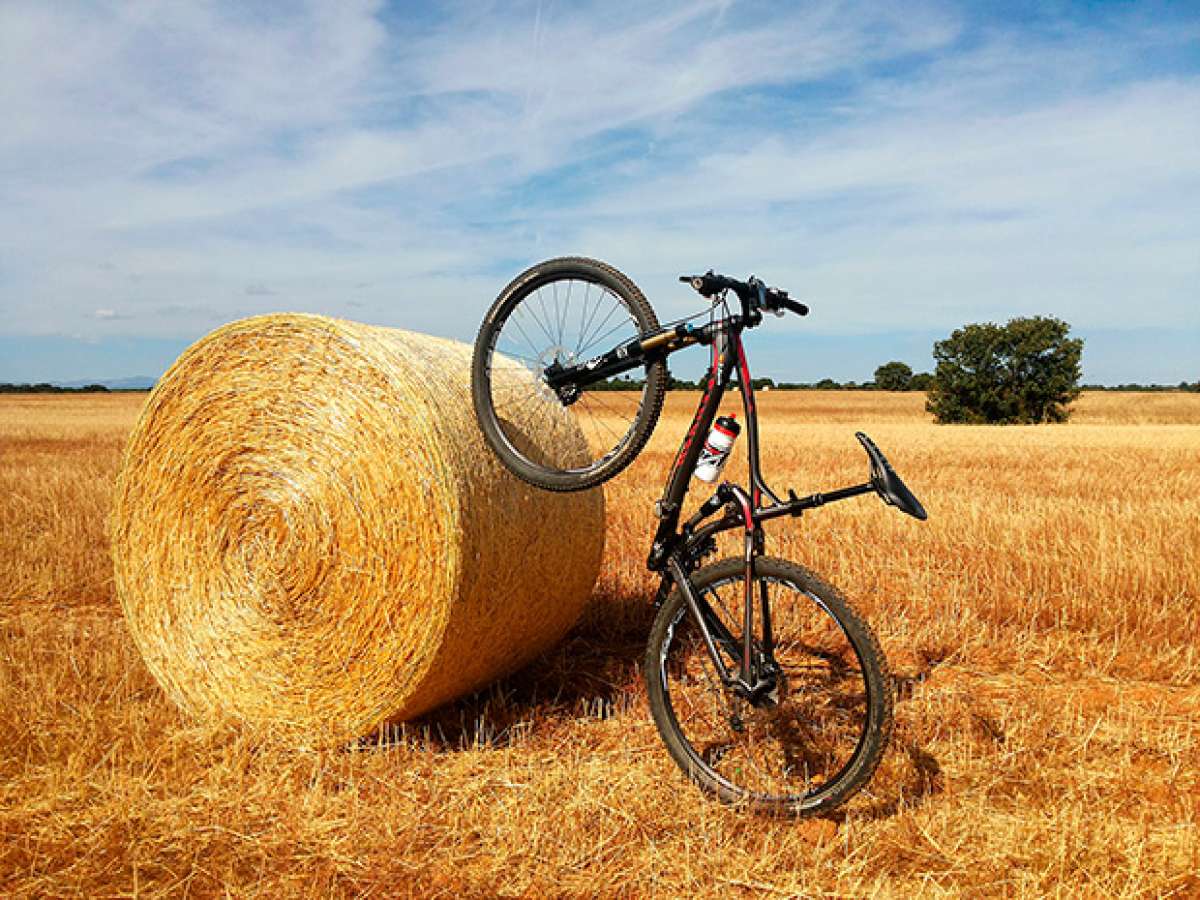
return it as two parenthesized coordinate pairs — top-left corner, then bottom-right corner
(0, 1), (1197, 381)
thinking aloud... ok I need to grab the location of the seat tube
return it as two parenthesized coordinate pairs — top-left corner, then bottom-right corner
(734, 329), (775, 507)
(742, 530), (755, 684)
(725, 485), (757, 685)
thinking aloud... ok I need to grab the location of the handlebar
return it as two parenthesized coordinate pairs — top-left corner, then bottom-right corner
(681, 272), (747, 298)
(680, 271), (809, 318)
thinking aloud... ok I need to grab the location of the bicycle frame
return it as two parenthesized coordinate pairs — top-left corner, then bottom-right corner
(637, 311), (879, 700)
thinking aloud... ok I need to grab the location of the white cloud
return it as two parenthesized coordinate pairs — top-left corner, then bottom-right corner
(566, 77), (1200, 331)
(0, 0), (1196, 385)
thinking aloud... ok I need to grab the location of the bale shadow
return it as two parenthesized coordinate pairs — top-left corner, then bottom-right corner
(365, 590), (656, 751)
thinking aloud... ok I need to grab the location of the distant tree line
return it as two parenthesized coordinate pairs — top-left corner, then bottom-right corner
(594, 370), (1198, 396)
(1082, 382), (1200, 392)
(594, 371), (936, 392)
(0, 383), (111, 393)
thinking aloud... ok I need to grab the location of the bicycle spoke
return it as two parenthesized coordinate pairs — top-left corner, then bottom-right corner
(550, 279), (562, 347)
(503, 312), (546, 364)
(556, 278), (570, 347)
(576, 283), (608, 357)
(529, 288), (558, 347)
(492, 346), (542, 367)
(576, 297), (624, 357)
(577, 312), (635, 359)
(574, 282), (595, 356)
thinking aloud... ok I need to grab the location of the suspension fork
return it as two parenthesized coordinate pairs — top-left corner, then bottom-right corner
(727, 485), (773, 685)
(665, 556), (738, 686)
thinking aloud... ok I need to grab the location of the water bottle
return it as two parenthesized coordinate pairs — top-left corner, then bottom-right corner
(693, 415), (740, 482)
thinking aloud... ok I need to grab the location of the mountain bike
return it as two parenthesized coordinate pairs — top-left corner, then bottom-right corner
(471, 257), (927, 816)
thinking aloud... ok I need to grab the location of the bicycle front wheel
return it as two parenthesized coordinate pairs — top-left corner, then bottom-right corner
(471, 257), (667, 492)
(645, 557), (894, 816)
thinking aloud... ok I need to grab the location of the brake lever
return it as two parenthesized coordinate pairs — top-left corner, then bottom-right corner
(680, 272), (719, 297)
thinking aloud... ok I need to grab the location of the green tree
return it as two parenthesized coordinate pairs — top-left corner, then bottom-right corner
(927, 316), (1083, 424)
(874, 361), (913, 391)
(910, 372), (935, 391)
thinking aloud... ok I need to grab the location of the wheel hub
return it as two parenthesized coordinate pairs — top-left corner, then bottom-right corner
(536, 345), (575, 372)
(741, 660), (786, 709)
(538, 347), (581, 406)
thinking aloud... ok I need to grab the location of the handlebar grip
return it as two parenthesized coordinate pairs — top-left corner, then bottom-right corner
(762, 286), (808, 317)
(782, 296), (809, 317)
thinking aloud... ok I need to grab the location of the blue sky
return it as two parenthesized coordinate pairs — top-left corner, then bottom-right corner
(1, 0), (1197, 384)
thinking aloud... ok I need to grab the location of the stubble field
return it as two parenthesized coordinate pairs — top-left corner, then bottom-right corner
(1, 390), (1197, 897)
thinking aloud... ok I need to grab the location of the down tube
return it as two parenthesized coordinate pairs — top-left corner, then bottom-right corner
(647, 328), (735, 567)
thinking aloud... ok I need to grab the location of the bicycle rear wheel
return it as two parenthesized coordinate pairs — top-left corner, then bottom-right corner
(645, 557), (893, 816)
(471, 257), (666, 492)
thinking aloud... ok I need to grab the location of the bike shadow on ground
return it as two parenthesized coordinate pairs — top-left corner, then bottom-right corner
(364, 597), (947, 822)
(830, 658), (949, 822)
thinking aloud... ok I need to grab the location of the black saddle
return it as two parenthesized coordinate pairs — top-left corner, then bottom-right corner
(856, 432), (927, 521)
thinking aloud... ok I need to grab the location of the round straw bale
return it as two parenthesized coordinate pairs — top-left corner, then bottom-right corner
(111, 314), (604, 746)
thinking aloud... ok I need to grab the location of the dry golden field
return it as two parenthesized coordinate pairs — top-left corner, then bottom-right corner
(2, 390), (1198, 897)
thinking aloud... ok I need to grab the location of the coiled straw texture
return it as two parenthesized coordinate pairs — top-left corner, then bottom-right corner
(111, 314), (605, 747)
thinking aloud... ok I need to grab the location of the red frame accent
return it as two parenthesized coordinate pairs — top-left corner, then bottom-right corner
(670, 339), (721, 473)
(736, 339), (755, 415)
(734, 338), (763, 508)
